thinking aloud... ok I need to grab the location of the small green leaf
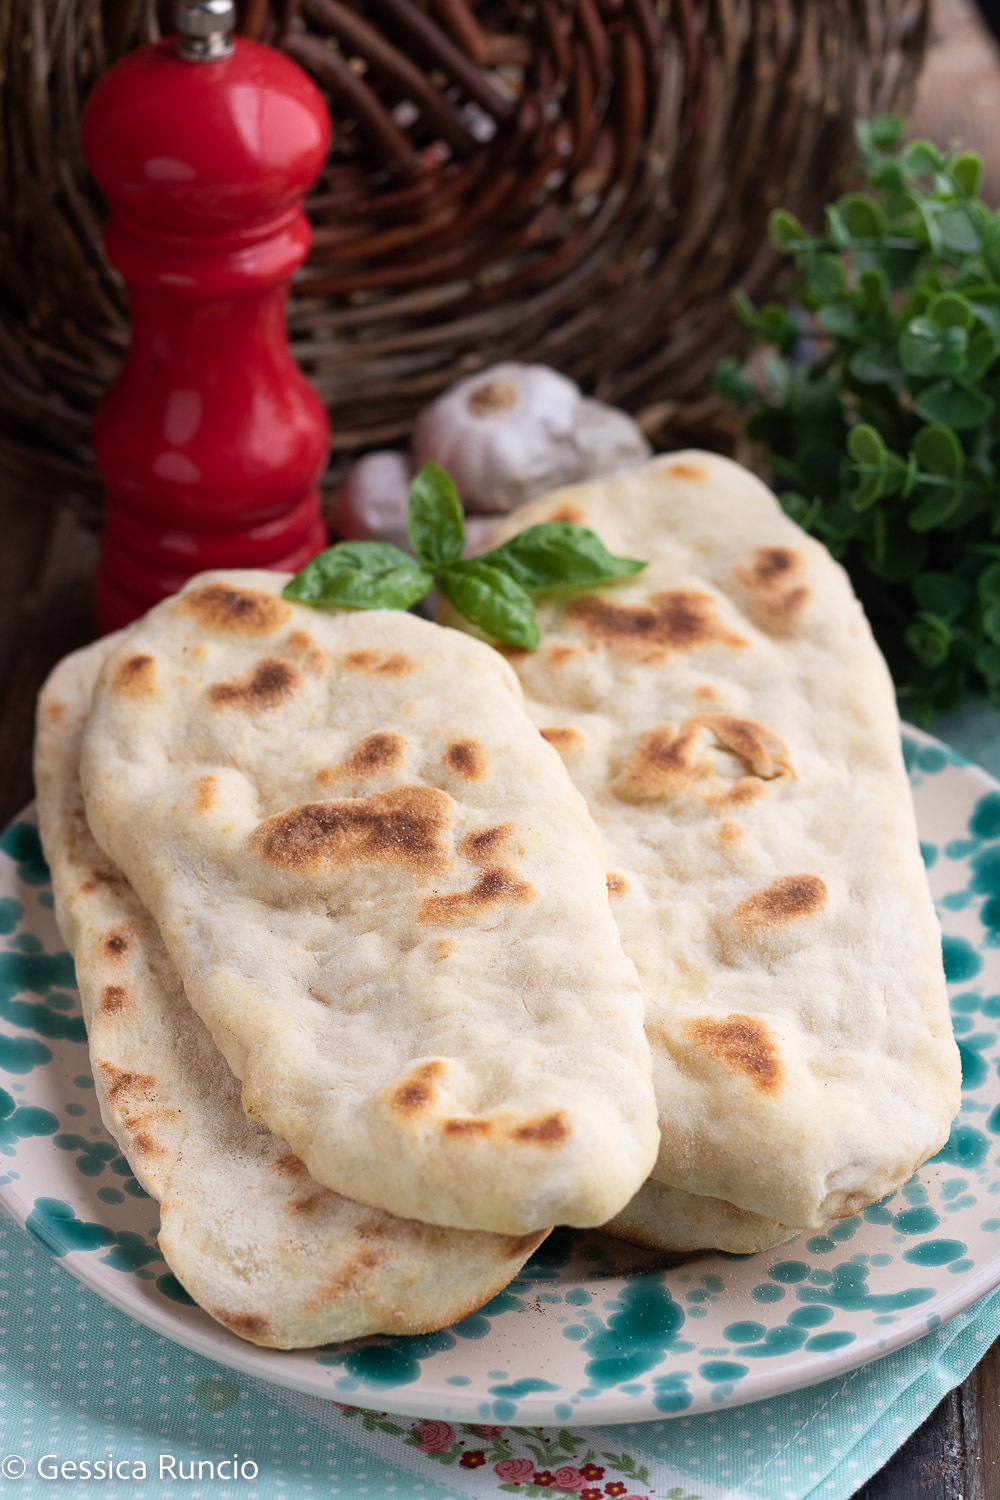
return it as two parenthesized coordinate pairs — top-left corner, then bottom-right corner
(755, 302), (800, 350)
(806, 254), (846, 300)
(731, 288), (757, 329)
(282, 542), (433, 611)
(407, 461), (465, 571)
(824, 203), (851, 249)
(912, 572), (971, 618)
(913, 423), (965, 478)
(900, 139), (945, 175)
(858, 114), (905, 153)
(768, 208), (807, 251)
(951, 151), (982, 197)
(978, 561), (1000, 600)
(967, 289), (1000, 341)
(964, 322), (997, 383)
(983, 214), (1000, 281)
(879, 244), (923, 291)
(928, 292), (974, 330)
(817, 302), (860, 337)
(713, 357), (757, 405)
(839, 193), (883, 239)
(983, 603), (1000, 642)
(976, 643), (1000, 679)
(439, 561), (540, 649)
(909, 486), (963, 531)
(846, 422), (884, 464)
(847, 423), (889, 510)
(780, 491), (822, 530)
(856, 266), (891, 319)
(905, 613), (952, 668)
(481, 523), (647, 592)
(913, 382), (994, 430)
(848, 345), (901, 385)
(899, 317), (968, 378)
(938, 206), (981, 255)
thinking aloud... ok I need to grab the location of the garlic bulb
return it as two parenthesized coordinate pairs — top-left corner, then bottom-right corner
(329, 450), (412, 551)
(412, 362), (652, 514)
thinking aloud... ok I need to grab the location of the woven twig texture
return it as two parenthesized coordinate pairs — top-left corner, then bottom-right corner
(0, 0), (929, 518)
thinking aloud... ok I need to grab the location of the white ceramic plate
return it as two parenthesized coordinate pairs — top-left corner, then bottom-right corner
(1, 725), (999, 1426)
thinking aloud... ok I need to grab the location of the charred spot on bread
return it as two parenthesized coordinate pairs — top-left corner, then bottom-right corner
(180, 583), (289, 634)
(208, 658), (302, 711)
(113, 654), (157, 698)
(317, 732), (407, 783)
(731, 874), (828, 933)
(688, 1014), (783, 1093)
(419, 866), (535, 924)
(444, 739), (486, 779)
(513, 1113), (568, 1144)
(566, 590), (747, 661)
(251, 787), (453, 872)
(540, 726), (584, 752)
(343, 649), (415, 675)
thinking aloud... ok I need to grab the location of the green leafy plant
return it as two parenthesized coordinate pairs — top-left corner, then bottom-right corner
(715, 115), (1000, 718)
(284, 461), (646, 649)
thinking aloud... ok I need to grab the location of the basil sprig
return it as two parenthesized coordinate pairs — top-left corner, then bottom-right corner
(283, 462), (647, 649)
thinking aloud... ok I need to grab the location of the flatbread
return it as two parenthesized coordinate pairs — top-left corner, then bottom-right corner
(604, 1179), (793, 1255)
(79, 573), (658, 1235)
(34, 638), (547, 1348)
(448, 452), (960, 1240)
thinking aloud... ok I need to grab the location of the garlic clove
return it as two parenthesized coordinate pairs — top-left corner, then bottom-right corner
(412, 362), (584, 513)
(573, 398), (652, 473)
(412, 361), (654, 515)
(330, 450), (412, 551)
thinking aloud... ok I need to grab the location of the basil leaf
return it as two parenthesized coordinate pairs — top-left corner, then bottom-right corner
(439, 561), (540, 650)
(481, 523), (647, 592)
(283, 541), (432, 611)
(407, 462), (465, 572)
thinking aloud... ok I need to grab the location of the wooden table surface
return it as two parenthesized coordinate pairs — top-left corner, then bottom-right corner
(0, 489), (998, 1498)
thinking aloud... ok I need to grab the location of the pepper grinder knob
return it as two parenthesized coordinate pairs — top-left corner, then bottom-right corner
(176, 0), (236, 61)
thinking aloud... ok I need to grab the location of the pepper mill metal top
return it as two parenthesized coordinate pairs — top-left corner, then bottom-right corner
(176, 0), (236, 61)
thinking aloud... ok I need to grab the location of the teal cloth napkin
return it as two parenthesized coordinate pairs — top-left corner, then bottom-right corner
(0, 1210), (996, 1500)
(0, 704), (996, 1500)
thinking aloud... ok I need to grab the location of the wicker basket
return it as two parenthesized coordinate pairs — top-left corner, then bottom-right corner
(0, 0), (930, 521)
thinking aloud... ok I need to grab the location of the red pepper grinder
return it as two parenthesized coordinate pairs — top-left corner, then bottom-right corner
(82, 0), (331, 633)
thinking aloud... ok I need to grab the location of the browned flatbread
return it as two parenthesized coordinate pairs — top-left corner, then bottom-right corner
(78, 576), (659, 1234)
(34, 637), (546, 1348)
(446, 452), (961, 1246)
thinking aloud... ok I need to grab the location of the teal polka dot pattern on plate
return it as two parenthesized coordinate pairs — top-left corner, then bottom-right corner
(2, 724), (1000, 1432)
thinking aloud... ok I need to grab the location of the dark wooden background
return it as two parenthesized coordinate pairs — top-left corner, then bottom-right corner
(2, 0), (1000, 1490)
